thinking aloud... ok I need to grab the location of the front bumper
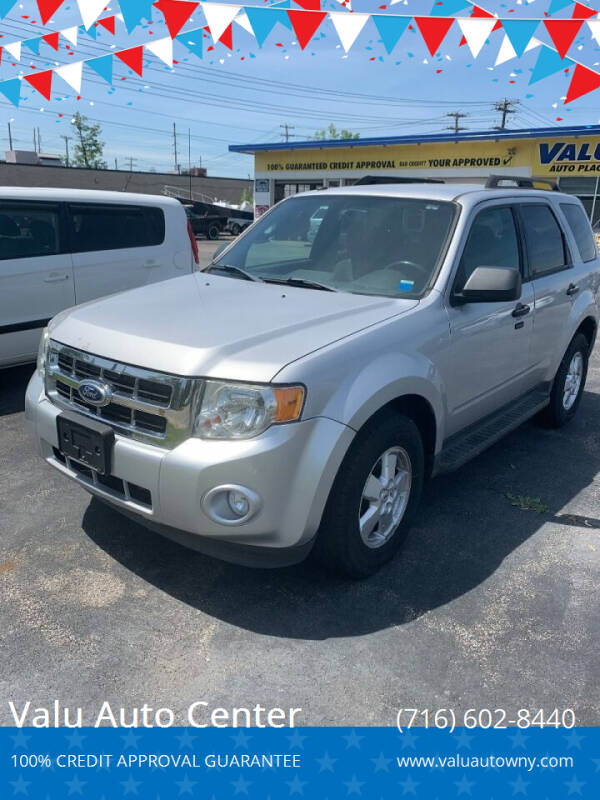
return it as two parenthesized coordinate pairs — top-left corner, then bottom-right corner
(26, 372), (355, 566)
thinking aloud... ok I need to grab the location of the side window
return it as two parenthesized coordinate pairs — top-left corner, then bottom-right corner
(560, 203), (596, 263)
(519, 204), (567, 277)
(0, 203), (60, 261)
(68, 204), (165, 254)
(456, 206), (520, 289)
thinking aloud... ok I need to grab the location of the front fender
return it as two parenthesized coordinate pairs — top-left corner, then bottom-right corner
(552, 287), (598, 378)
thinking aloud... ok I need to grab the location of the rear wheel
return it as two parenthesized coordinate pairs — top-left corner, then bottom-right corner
(313, 413), (424, 578)
(542, 333), (589, 427)
(230, 223), (241, 236)
(207, 224), (220, 240)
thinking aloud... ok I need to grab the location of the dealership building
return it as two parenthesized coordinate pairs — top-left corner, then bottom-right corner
(230, 125), (600, 225)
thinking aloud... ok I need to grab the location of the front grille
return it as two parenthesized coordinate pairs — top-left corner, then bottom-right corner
(46, 341), (199, 448)
(53, 448), (152, 508)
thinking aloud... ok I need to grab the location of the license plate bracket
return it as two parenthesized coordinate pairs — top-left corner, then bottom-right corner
(57, 412), (114, 475)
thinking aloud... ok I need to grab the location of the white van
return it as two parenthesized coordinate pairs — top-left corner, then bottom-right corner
(0, 188), (197, 368)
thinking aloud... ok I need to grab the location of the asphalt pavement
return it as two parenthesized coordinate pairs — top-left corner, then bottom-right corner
(1, 339), (599, 726)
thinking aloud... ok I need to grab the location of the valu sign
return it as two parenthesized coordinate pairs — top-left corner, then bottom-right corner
(539, 140), (600, 173)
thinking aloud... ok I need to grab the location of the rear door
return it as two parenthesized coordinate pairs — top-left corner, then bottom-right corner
(517, 202), (574, 381)
(67, 202), (174, 304)
(0, 200), (75, 366)
(443, 202), (536, 436)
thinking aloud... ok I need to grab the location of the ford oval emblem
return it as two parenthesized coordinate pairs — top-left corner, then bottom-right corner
(78, 379), (112, 407)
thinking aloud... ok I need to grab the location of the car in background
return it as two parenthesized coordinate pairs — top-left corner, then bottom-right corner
(186, 209), (228, 240)
(0, 188), (196, 369)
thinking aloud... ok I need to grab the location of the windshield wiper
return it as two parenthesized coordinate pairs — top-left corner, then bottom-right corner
(262, 277), (339, 292)
(207, 264), (263, 282)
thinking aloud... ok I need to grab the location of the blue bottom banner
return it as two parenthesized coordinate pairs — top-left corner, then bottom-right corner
(2, 726), (599, 798)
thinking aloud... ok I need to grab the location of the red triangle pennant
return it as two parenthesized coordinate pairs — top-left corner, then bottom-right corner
(36, 0), (63, 25)
(0, 48), (3, 67)
(572, 2), (597, 19)
(116, 46), (144, 76)
(293, 0), (321, 9)
(414, 16), (454, 56)
(565, 63), (600, 103)
(42, 31), (60, 50)
(153, 0), (199, 38)
(97, 15), (116, 34)
(544, 19), (583, 59)
(24, 69), (53, 100)
(287, 9), (326, 49)
(219, 23), (233, 49)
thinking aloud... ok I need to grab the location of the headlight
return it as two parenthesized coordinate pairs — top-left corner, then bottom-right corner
(194, 380), (305, 440)
(37, 327), (49, 378)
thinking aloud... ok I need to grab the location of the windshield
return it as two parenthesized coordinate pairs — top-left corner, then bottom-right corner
(213, 193), (456, 298)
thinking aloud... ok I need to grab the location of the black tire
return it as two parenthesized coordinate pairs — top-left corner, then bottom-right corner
(207, 225), (219, 241)
(230, 223), (241, 236)
(313, 413), (424, 579)
(541, 333), (589, 428)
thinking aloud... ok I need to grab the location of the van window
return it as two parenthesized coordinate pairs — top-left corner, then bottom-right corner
(0, 203), (60, 260)
(68, 204), (165, 253)
(456, 206), (520, 290)
(519, 204), (567, 276)
(560, 203), (596, 263)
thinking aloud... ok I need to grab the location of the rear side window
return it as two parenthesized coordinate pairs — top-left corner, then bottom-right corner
(0, 202), (60, 261)
(456, 206), (520, 289)
(68, 204), (165, 253)
(560, 203), (596, 263)
(519, 204), (567, 276)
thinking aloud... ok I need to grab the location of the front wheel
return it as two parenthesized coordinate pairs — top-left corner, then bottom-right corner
(313, 413), (424, 578)
(542, 332), (589, 427)
(207, 224), (220, 240)
(230, 223), (241, 236)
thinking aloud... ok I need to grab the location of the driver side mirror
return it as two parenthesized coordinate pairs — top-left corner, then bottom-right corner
(454, 266), (522, 305)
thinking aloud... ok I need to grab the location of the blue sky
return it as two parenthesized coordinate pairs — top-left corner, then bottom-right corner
(1, 0), (600, 179)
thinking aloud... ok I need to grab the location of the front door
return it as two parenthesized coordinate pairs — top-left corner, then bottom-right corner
(442, 204), (536, 437)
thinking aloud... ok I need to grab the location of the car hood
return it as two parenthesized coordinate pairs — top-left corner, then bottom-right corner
(50, 273), (418, 382)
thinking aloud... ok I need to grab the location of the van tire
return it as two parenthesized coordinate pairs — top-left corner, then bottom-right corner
(207, 225), (220, 240)
(541, 333), (589, 428)
(313, 413), (424, 579)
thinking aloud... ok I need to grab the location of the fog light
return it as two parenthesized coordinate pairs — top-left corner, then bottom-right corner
(228, 490), (250, 517)
(201, 484), (262, 526)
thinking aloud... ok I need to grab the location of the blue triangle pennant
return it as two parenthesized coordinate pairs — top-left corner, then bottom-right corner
(502, 19), (540, 58)
(0, 0), (16, 18)
(372, 15), (410, 55)
(529, 44), (573, 84)
(119, 0), (154, 33)
(0, 78), (21, 107)
(87, 54), (114, 84)
(176, 28), (203, 59)
(23, 37), (42, 55)
(547, 0), (572, 14)
(245, 7), (286, 47)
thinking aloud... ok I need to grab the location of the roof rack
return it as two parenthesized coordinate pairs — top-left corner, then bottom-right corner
(485, 175), (559, 191)
(354, 175), (444, 186)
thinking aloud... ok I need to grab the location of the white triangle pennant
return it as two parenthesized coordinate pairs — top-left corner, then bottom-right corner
(201, 2), (241, 43)
(5, 41), (21, 61)
(457, 17), (496, 59)
(76, 0), (108, 30)
(146, 36), (173, 67)
(588, 19), (600, 45)
(56, 61), (84, 93)
(330, 12), (368, 53)
(61, 26), (79, 46)
(234, 10), (254, 36)
(495, 33), (541, 66)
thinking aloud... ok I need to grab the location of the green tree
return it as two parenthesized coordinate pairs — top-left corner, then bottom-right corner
(240, 187), (253, 205)
(313, 124), (359, 141)
(71, 112), (107, 169)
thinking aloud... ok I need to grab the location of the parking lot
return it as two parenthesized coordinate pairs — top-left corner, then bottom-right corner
(1, 344), (599, 726)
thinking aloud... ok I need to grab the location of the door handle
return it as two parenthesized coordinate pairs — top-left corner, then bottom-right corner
(511, 302), (530, 318)
(144, 260), (159, 268)
(44, 273), (70, 283)
(566, 283), (579, 296)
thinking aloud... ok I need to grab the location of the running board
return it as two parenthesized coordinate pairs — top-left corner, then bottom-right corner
(435, 389), (550, 474)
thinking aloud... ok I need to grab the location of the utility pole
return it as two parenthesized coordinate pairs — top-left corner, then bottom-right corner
(115, 157), (118, 170)
(188, 128), (192, 201)
(33, 128), (37, 153)
(280, 123), (295, 143)
(7, 121), (13, 150)
(37, 127), (42, 152)
(126, 156), (137, 172)
(173, 123), (180, 174)
(494, 98), (519, 131)
(446, 112), (468, 135)
(61, 135), (72, 167)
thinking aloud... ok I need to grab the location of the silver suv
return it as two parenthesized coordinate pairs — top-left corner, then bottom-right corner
(26, 180), (600, 577)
